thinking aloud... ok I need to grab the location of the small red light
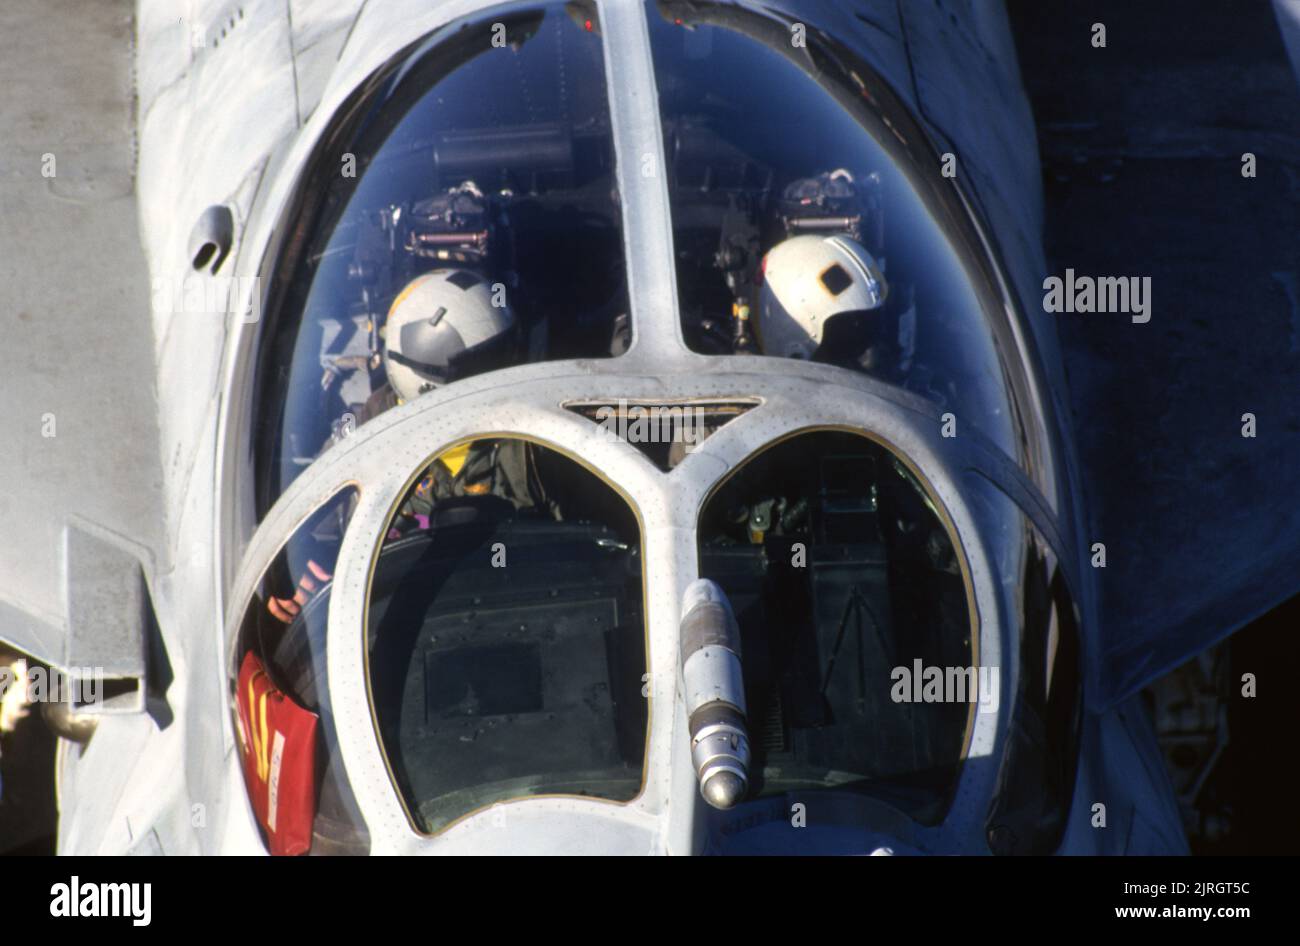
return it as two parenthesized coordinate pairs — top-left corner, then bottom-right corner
(585, 18), (592, 31)
(675, 18), (683, 25)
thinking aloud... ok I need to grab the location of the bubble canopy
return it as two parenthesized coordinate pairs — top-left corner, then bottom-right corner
(644, 1), (1019, 460)
(249, 0), (1030, 527)
(221, 0), (1071, 853)
(252, 2), (629, 519)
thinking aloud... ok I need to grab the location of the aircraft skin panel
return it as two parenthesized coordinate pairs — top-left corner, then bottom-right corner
(0, 602), (63, 671)
(897, 0), (1075, 512)
(8, 0), (1225, 855)
(288, 0), (367, 126)
(56, 712), (153, 855)
(0, 0), (164, 663)
(55, 414), (232, 854)
(768, 0), (914, 108)
(136, 0), (298, 545)
(1059, 695), (1189, 854)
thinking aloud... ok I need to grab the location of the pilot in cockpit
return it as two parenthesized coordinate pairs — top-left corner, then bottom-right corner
(368, 267), (555, 517)
(705, 168), (916, 377)
(361, 267), (518, 423)
(268, 263), (547, 625)
(754, 231), (891, 368)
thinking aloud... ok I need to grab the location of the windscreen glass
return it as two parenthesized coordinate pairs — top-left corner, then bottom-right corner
(646, 2), (1017, 457)
(697, 430), (976, 824)
(366, 438), (647, 833)
(253, 3), (627, 519)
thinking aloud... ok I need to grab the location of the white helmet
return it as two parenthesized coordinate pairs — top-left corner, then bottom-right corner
(382, 270), (515, 401)
(756, 234), (888, 360)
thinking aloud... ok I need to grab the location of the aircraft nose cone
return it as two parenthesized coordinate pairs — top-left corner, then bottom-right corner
(701, 770), (746, 809)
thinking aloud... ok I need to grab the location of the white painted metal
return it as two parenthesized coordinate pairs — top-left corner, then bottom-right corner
(1, 0), (1189, 855)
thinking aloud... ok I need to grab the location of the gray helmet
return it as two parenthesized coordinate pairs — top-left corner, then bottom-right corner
(382, 270), (516, 401)
(756, 234), (888, 360)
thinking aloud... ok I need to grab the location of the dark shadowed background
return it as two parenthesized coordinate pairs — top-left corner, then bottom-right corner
(1006, 0), (1300, 853)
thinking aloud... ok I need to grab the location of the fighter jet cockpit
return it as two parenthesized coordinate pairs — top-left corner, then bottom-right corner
(225, 0), (1080, 856)
(250, 0), (1027, 520)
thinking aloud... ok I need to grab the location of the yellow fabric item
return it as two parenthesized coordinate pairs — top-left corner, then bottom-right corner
(439, 442), (472, 477)
(248, 676), (271, 783)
